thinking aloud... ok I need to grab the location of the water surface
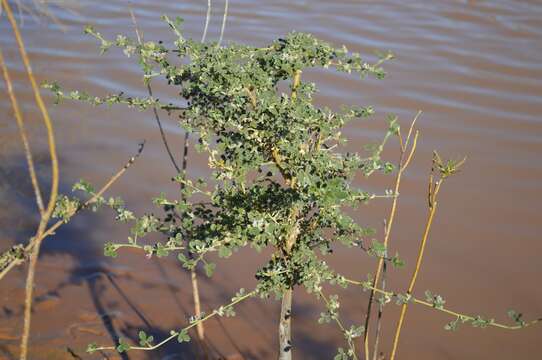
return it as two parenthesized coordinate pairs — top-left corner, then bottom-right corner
(1, 1), (541, 359)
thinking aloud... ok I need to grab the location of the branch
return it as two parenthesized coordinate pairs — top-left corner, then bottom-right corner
(88, 289), (257, 354)
(129, 8), (181, 174)
(0, 142), (145, 282)
(345, 278), (542, 331)
(318, 290), (359, 360)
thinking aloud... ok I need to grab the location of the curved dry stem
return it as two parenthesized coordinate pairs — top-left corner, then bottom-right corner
(129, 8), (181, 174)
(2, 1), (59, 358)
(0, 47), (44, 214)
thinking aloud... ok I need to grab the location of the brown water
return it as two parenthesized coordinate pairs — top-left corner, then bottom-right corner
(1, 0), (542, 359)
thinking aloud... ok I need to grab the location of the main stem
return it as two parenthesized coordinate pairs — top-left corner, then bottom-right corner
(278, 69), (302, 360)
(279, 288), (293, 360)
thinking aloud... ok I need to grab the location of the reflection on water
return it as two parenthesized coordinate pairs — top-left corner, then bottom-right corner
(1, 1), (541, 359)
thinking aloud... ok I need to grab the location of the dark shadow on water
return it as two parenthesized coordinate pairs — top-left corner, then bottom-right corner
(0, 153), (201, 359)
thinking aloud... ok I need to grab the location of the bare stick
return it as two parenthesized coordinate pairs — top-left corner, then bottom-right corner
(0, 47), (44, 215)
(362, 112), (420, 360)
(388, 157), (442, 360)
(2, 1), (60, 358)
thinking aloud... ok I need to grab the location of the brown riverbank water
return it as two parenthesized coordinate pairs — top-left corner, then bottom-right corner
(1, 0), (541, 359)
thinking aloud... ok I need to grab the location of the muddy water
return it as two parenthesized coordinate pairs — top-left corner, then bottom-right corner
(1, 0), (541, 359)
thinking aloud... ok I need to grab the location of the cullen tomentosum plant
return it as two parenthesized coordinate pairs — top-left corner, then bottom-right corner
(45, 16), (541, 360)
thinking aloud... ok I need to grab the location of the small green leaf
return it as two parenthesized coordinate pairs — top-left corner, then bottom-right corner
(177, 329), (191, 343)
(116, 338), (130, 353)
(204, 262), (216, 277)
(86, 343), (98, 354)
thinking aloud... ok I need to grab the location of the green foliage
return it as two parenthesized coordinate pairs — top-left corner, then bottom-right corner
(52, 14), (535, 359)
(53, 18), (395, 302)
(444, 315), (468, 331)
(52, 195), (80, 223)
(424, 290), (445, 310)
(177, 329), (190, 343)
(116, 338), (131, 353)
(54, 20), (396, 355)
(86, 342), (98, 354)
(138, 330), (154, 347)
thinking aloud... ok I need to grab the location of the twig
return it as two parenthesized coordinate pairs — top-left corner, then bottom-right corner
(362, 111), (420, 360)
(318, 290), (358, 360)
(129, 7), (181, 174)
(91, 289), (256, 353)
(0, 142), (145, 282)
(0, 47), (44, 215)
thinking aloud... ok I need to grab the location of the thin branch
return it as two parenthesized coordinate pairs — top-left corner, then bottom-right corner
(0, 142), (145, 282)
(318, 290), (358, 360)
(129, 8), (181, 174)
(130, 4), (213, 348)
(0, 47), (44, 215)
(92, 289), (257, 353)
(345, 278), (542, 331)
